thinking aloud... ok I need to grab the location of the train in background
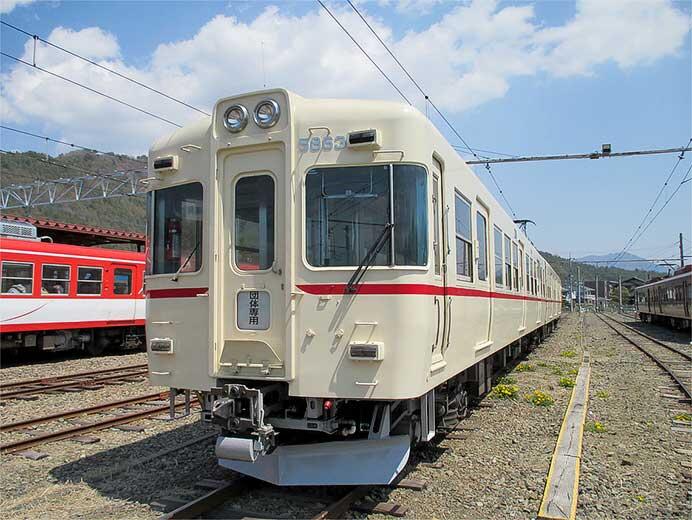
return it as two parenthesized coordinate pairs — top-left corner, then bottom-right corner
(145, 89), (562, 486)
(0, 218), (145, 354)
(635, 265), (691, 330)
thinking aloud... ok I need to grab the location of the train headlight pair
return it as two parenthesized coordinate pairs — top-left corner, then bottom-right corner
(223, 99), (280, 133)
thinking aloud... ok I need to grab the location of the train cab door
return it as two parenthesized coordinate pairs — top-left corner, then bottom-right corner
(475, 203), (492, 345)
(111, 264), (137, 322)
(218, 148), (287, 380)
(431, 158), (449, 370)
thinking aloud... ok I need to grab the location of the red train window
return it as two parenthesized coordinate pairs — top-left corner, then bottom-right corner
(114, 268), (133, 295)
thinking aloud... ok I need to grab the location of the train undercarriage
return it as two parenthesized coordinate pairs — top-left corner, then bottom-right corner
(194, 320), (558, 485)
(0, 326), (145, 355)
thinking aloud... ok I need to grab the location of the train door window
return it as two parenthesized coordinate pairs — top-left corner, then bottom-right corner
(494, 226), (503, 286)
(77, 267), (103, 295)
(1, 261), (33, 295)
(519, 248), (524, 291)
(454, 192), (472, 280)
(432, 176), (441, 275)
(152, 182), (203, 275)
(526, 255), (530, 293)
(476, 212), (488, 281)
(511, 242), (519, 291)
(504, 235), (512, 290)
(42, 264), (70, 295)
(114, 268), (133, 295)
(235, 175), (275, 271)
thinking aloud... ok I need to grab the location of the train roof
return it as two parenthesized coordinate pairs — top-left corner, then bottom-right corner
(636, 266), (692, 290)
(0, 236), (144, 263)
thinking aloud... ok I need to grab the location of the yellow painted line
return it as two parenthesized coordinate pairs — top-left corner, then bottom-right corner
(537, 351), (591, 520)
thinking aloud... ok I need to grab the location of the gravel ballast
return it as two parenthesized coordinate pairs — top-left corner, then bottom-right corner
(1, 314), (690, 518)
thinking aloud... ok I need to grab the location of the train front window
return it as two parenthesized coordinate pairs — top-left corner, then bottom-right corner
(306, 164), (427, 267)
(151, 182), (203, 275)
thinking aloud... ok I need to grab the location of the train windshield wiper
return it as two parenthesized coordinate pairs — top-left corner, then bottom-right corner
(346, 222), (393, 294)
(171, 240), (200, 282)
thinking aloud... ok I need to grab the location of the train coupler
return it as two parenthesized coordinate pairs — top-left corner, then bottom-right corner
(211, 384), (276, 461)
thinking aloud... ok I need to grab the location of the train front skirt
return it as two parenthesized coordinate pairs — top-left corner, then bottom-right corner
(216, 435), (411, 485)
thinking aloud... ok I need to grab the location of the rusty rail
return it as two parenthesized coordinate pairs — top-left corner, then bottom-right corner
(0, 363), (148, 390)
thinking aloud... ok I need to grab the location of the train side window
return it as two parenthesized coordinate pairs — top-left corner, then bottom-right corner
(1, 261), (33, 295)
(504, 235), (512, 290)
(493, 226), (503, 286)
(236, 175), (275, 271)
(42, 264), (70, 295)
(476, 212), (488, 281)
(114, 268), (133, 295)
(454, 192), (472, 280)
(77, 267), (102, 295)
(151, 182), (203, 275)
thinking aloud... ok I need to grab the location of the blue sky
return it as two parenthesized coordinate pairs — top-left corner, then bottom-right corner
(1, 0), (690, 261)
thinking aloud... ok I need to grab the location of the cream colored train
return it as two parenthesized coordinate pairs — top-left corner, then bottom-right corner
(145, 89), (562, 485)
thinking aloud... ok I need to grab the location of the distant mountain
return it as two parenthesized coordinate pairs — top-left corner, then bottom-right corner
(541, 251), (661, 285)
(577, 252), (668, 273)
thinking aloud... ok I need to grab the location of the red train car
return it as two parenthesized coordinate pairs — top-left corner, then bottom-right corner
(0, 221), (145, 354)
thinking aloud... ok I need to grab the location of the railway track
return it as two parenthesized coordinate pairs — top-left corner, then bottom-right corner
(160, 476), (417, 519)
(0, 363), (149, 399)
(0, 392), (194, 455)
(595, 312), (691, 400)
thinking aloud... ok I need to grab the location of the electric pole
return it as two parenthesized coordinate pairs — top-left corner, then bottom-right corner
(577, 266), (582, 310)
(618, 276), (622, 313)
(569, 256), (574, 312)
(680, 232), (685, 268)
(595, 273), (599, 312)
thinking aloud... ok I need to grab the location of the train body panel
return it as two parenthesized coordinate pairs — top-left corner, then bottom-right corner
(635, 266), (691, 329)
(0, 236), (145, 352)
(145, 89), (561, 484)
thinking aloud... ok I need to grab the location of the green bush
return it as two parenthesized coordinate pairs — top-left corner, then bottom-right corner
(490, 384), (519, 400)
(558, 377), (576, 388)
(586, 421), (606, 433)
(674, 412), (692, 422)
(496, 375), (517, 385)
(515, 363), (535, 372)
(526, 390), (554, 406)
(560, 350), (577, 358)
(595, 390), (609, 399)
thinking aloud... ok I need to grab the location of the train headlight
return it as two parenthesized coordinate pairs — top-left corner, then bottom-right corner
(223, 104), (249, 133)
(253, 99), (280, 129)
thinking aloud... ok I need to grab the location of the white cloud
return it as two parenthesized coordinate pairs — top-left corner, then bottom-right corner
(1, 0), (689, 155)
(0, 0), (36, 14)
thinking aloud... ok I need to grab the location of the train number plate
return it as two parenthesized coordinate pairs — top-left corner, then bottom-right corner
(150, 338), (173, 353)
(237, 291), (270, 330)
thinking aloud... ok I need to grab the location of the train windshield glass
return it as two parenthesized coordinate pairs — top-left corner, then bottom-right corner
(306, 164), (427, 267)
(151, 182), (203, 275)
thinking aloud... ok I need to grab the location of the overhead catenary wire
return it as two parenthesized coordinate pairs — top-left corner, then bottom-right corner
(0, 125), (148, 164)
(629, 162), (692, 248)
(611, 137), (691, 265)
(1, 20), (210, 116)
(316, 1), (412, 105)
(0, 51), (182, 128)
(323, 0), (517, 217)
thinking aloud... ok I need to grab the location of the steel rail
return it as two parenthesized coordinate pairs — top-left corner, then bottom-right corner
(0, 363), (148, 390)
(312, 486), (372, 519)
(163, 478), (252, 520)
(1, 401), (194, 454)
(0, 391), (166, 432)
(594, 313), (691, 400)
(601, 313), (691, 361)
(0, 368), (149, 398)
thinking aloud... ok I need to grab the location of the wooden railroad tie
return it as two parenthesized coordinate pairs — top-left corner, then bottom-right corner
(353, 501), (408, 517)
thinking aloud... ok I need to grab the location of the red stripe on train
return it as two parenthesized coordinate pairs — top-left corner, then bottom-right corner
(297, 283), (560, 303)
(146, 287), (208, 299)
(1, 319), (145, 333)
